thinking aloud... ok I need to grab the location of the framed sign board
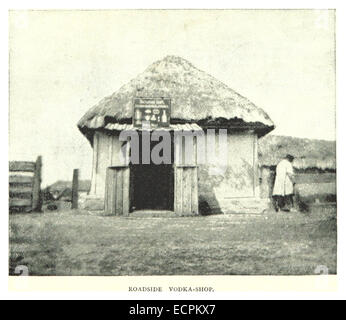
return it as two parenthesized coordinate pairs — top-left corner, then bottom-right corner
(133, 97), (171, 128)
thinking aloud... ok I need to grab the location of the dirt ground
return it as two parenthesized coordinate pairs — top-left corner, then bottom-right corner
(9, 206), (337, 276)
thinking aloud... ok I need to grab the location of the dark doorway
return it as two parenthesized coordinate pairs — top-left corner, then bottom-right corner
(131, 164), (174, 211)
(130, 132), (174, 211)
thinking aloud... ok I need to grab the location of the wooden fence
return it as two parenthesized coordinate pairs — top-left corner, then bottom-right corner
(260, 166), (337, 203)
(9, 156), (42, 212)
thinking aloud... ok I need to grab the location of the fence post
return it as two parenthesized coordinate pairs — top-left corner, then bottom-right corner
(72, 169), (79, 209)
(32, 156), (42, 211)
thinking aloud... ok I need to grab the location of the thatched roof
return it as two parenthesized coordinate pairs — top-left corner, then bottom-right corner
(78, 56), (274, 142)
(259, 135), (336, 170)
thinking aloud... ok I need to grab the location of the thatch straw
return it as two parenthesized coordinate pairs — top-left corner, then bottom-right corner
(259, 135), (336, 170)
(78, 56), (274, 140)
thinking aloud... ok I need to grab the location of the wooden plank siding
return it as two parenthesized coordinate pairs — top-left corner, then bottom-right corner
(91, 132), (129, 198)
(107, 168), (115, 214)
(174, 166), (198, 216)
(9, 156), (42, 212)
(104, 168), (114, 214)
(115, 168), (123, 214)
(191, 166), (199, 214)
(105, 166), (130, 215)
(183, 167), (191, 213)
(95, 130), (201, 215)
(173, 133), (199, 216)
(122, 167), (130, 216)
(9, 186), (33, 194)
(9, 175), (34, 184)
(9, 161), (36, 172)
(9, 199), (32, 207)
(174, 166), (183, 214)
(9, 190), (32, 199)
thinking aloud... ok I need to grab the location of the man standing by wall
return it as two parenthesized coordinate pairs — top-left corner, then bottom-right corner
(272, 154), (296, 212)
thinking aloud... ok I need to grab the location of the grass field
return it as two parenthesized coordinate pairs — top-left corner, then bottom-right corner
(9, 207), (337, 276)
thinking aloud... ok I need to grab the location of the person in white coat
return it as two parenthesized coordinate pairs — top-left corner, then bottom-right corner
(272, 154), (296, 212)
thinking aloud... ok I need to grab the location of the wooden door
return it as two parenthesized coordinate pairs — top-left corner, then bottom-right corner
(174, 132), (199, 216)
(105, 166), (130, 215)
(174, 165), (198, 216)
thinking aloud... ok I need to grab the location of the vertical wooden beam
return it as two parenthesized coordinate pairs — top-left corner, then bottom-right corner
(105, 166), (130, 216)
(173, 133), (200, 216)
(182, 134), (186, 165)
(174, 132), (183, 216)
(193, 134), (198, 165)
(114, 169), (120, 215)
(108, 135), (113, 166)
(111, 169), (116, 215)
(32, 156), (42, 211)
(181, 168), (186, 214)
(191, 167), (199, 215)
(192, 135), (199, 215)
(111, 169), (115, 214)
(122, 167), (130, 216)
(184, 167), (193, 215)
(174, 133), (182, 165)
(126, 140), (131, 166)
(95, 133), (99, 174)
(174, 166), (177, 213)
(105, 168), (115, 215)
(71, 169), (79, 209)
(91, 132), (99, 194)
(184, 134), (194, 165)
(179, 167), (184, 215)
(105, 167), (109, 213)
(174, 166), (183, 215)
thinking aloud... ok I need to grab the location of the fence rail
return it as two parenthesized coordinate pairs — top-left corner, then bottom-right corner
(9, 161), (36, 172)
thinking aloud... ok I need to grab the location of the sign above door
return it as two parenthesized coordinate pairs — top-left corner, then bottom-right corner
(133, 97), (171, 128)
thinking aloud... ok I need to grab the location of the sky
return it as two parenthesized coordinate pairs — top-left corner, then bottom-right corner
(8, 10), (336, 186)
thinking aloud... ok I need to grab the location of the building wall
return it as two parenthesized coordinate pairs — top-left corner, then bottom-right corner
(88, 130), (260, 213)
(198, 132), (259, 213)
(90, 131), (126, 198)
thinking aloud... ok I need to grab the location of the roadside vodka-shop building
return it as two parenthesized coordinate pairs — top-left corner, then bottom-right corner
(78, 56), (275, 215)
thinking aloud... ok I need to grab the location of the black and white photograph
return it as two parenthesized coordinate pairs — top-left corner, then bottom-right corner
(8, 9), (337, 283)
